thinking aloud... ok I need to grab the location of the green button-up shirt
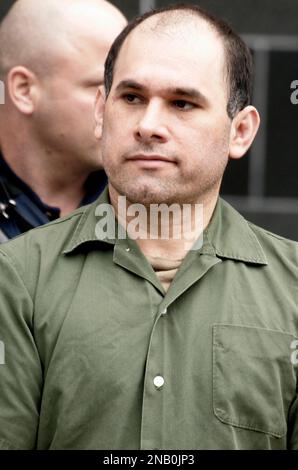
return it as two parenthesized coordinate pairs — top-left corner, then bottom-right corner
(0, 188), (297, 450)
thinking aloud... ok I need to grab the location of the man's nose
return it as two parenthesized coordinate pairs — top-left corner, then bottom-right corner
(134, 100), (169, 143)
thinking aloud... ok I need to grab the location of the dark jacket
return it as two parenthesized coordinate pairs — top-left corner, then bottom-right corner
(0, 152), (107, 241)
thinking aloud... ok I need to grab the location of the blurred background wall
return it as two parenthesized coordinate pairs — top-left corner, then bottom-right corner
(1, 0), (298, 240)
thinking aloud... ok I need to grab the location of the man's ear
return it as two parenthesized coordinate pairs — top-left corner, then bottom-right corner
(229, 106), (260, 160)
(94, 85), (106, 140)
(7, 66), (38, 114)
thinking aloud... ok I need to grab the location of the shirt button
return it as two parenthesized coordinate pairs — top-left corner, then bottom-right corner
(160, 307), (167, 316)
(125, 248), (131, 252)
(153, 375), (165, 389)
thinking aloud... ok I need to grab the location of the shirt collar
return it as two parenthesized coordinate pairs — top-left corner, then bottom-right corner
(204, 197), (267, 265)
(64, 188), (268, 265)
(63, 187), (115, 253)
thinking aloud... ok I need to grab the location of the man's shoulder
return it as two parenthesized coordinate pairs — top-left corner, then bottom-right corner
(220, 198), (297, 245)
(218, 198), (298, 269)
(0, 200), (101, 300)
(0, 202), (92, 262)
(244, 217), (298, 279)
(247, 219), (298, 254)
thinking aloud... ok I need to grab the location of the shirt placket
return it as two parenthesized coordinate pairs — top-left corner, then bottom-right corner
(140, 303), (168, 450)
(140, 253), (222, 449)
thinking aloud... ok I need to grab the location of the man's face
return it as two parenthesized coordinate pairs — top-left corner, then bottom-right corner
(34, 12), (126, 172)
(101, 18), (233, 205)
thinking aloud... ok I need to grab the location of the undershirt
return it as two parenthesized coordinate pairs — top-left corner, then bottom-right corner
(146, 254), (184, 292)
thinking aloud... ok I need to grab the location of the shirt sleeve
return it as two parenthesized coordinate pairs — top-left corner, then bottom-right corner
(0, 250), (42, 449)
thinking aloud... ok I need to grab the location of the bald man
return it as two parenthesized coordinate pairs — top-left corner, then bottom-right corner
(0, 0), (126, 241)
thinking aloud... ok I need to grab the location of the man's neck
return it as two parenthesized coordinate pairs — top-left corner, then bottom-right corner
(109, 186), (218, 262)
(1, 140), (90, 216)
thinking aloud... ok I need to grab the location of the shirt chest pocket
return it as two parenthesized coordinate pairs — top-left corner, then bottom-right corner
(212, 324), (297, 438)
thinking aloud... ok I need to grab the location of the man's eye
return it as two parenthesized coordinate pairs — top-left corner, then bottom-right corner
(173, 100), (195, 110)
(123, 94), (141, 104)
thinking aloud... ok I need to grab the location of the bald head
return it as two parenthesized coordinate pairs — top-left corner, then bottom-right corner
(0, 0), (126, 80)
(0, 0), (126, 174)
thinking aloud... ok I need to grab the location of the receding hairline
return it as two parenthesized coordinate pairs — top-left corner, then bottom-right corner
(104, 4), (253, 120)
(138, 8), (219, 32)
(111, 10), (228, 90)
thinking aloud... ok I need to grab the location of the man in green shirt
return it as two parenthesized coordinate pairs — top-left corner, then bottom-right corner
(0, 4), (297, 450)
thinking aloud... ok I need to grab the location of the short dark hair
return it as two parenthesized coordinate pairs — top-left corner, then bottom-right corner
(104, 3), (253, 119)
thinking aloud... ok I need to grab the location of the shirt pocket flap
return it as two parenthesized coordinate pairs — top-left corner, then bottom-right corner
(213, 324), (297, 438)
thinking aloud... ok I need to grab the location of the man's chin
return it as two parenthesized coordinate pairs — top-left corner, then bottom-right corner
(120, 189), (181, 207)
(108, 176), (186, 206)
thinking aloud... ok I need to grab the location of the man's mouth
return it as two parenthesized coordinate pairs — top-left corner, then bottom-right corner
(126, 154), (176, 167)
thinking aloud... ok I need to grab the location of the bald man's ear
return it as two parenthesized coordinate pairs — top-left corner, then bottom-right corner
(7, 66), (38, 115)
(94, 86), (106, 140)
(229, 106), (260, 160)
